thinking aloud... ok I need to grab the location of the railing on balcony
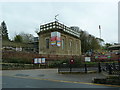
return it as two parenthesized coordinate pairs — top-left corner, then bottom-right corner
(40, 21), (80, 38)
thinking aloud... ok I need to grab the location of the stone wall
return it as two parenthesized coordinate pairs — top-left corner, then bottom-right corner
(39, 31), (81, 56)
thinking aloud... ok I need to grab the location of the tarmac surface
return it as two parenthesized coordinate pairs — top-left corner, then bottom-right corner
(2, 69), (106, 83)
(1, 69), (120, 88)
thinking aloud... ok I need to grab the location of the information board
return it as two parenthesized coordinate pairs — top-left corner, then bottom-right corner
(85, 57), (91, 62)
(34, 58), (46, 64)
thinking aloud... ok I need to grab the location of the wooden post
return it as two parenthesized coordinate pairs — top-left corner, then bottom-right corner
(39, 64), (40, 68)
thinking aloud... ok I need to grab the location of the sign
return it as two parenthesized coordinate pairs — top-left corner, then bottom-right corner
(70, 59), (74, 64)
(51, 32), (61, 46)
(85, 57), (91, 62)
(38, 58), (42, 64)
(34, 58), (38, 64)
(41, 58), (45, 63)
(57, 41), (61, 46)
(95, 55), (111, 60)
(34, 58), (46, 64)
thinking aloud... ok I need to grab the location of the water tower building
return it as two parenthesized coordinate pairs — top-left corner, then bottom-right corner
(38, 21), (81, 56)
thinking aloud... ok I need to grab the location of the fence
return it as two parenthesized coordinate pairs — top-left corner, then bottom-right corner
(58, 62), (120, 75)
(101, 62), (120, 75)
(58, 63), (99, 73)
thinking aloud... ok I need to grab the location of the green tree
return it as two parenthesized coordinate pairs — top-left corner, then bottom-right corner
(80, 30), (103, 54)
(0, 21), (9, 41)
(14, 35), (23, 43)
(103, 43), (112, 50)
(19, 32), (34, 43)
(80, 30), (89, 53)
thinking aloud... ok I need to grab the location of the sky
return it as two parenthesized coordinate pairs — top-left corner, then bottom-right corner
(0, 1), (118, 44)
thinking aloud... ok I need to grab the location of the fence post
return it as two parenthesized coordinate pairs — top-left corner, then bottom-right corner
(85, 64), (87, 73)
(112, 62), (116, 70)
(106, 63), (108, 70)
(108, 64), (112, 75)
(58, 64), (60, 73)
(98, 62), (101, 73)
(70, 64), (72, 73)
(119, 61), (120, 71)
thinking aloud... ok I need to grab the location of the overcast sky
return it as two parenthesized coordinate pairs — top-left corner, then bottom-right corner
(0, 1), (118, 43)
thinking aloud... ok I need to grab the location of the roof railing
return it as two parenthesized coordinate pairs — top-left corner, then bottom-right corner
(40, 21), (80, 38)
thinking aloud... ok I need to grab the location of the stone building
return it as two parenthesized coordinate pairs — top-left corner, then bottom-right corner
(38, 21), (81, 56)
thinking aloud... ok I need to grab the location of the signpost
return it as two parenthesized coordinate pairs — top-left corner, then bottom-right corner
(85, 57), (91, 62)
(69, 59), (74, 72)
(33, 58), (46, 68)
(41, 58), (45, 64)
(34, 58), (38, 64)
(70, 59), (74, 64)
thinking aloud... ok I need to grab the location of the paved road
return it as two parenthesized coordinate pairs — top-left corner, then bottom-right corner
(2, 69), (106, 83)
(2, 76), (119, 88)
(1, 69), (120, 88)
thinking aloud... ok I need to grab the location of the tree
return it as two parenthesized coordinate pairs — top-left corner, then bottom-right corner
(0, 21), (9, 41)
(80, 30), (89, 53)
(19, 32), (34, 43)
(103, 43), (112, 50)
(0, 26), (2, 40)
(14, 35), (23, 43)
(79, 30), (103, 54)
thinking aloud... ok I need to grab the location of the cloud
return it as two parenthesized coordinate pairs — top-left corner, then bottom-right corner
(1, 2), (118, 43)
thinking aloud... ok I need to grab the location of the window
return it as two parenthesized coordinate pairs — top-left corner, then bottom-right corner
(70, 40), (72, 48)
(62, 39), (64, 49)
(76, 43), (78, 52)
(46, 39), (49, 49)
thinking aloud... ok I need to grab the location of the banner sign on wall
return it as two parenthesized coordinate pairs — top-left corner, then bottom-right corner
(51, 32), (61, 46)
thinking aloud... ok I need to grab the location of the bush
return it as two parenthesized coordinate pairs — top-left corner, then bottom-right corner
(2, 51), (39, 64)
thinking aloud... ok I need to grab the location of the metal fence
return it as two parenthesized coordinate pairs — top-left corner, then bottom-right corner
(58, 62), (120, 75)
(58, 63), (99, 73)
(101, 62), (120, 75)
